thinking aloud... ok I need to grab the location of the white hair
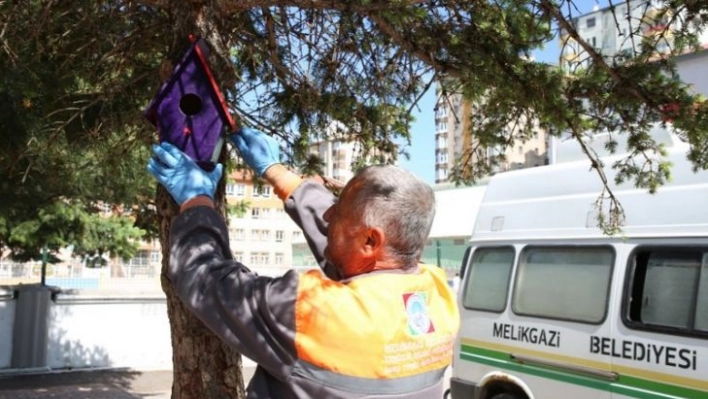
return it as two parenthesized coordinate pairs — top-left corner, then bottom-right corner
(350, 165), (435, 268)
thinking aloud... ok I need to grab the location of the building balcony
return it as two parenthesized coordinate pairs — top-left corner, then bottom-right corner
(561, 52), (580, 62)
(559, 29), (579, 44)
(642, 7), (664, 21)
(641, 24), (672, 37)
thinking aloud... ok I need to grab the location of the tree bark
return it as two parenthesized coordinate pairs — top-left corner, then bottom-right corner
(157, 185), (246, 399)
(156, 1), (246, 397)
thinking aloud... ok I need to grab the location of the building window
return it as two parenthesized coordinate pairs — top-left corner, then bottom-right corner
(437, 136), (448, 148)
(275, 230), (284, 242)
(236, 184), (246, 197)
(234, 252), (244, 263)
(253, 186), (271, 198)
(293, 231), (302, 241)
(150, 251), (161, 263)
(586, 17), (596, 28)
(260, 230), (270, 241)
(251, 208), (260, 219)
(436, 106), (447, 118)
(124, 250), (150, 267)
(437, 151), (449, 164)
(436, 168), (448, 181)
(275, 253), (284, 265)
(226, 183), (235, 196)
(250, 252), (269, 265)
(234, 229), (245, 241)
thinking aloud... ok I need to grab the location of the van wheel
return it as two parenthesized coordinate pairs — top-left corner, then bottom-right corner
(490, 394), (522, 399)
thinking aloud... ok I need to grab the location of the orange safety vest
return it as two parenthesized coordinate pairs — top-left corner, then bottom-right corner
(294, 263), (459, 387)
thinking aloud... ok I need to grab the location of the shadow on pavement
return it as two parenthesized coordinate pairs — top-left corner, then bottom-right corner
(0, 369), (172, 399)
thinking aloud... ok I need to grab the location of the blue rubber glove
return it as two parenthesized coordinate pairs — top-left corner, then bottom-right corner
(230, 127), (280, 176)
(147, 142), (223, 205)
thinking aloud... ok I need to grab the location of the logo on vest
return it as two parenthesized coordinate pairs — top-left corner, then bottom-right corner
(403, 292), (435, 335)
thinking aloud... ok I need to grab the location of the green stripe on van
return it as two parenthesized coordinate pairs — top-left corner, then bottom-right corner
(460, 344), (707, 399)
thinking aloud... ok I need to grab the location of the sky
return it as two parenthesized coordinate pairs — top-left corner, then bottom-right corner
(397, 1), (610, 184)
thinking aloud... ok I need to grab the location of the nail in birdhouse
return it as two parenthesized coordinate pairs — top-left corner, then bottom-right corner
(144, 37), (236, 165)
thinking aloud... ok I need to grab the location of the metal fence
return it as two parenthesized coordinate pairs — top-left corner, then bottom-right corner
(0, 258), (163, 293)
(0, 239), (468, 294)
(0, 258), (319, 295)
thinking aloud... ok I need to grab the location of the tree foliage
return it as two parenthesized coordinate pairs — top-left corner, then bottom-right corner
(0, 1), (164, 260)
(3, 0), (708, 396)
(4, 0), (708, 249)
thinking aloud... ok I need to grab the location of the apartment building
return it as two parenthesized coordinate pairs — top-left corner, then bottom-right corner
(434, 86), (469, 184)
(309, 120), (398, 183)
(435, 1), (708, 182)
(548, 1), (708, 158)
(310, 139), (360, 183)
(434, 84), (548, 184)
(225, 171), (304, 276)
(560, 0), (708, 70)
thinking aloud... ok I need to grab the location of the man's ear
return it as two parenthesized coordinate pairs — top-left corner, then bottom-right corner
(362, 227), (385, 256)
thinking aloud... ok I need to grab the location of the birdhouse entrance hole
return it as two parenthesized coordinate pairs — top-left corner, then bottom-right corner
(179, 93), (203, 116)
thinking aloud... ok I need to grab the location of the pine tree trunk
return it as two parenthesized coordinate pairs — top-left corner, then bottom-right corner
(157, 187), (246, 398)
(156, 2), (245, 397)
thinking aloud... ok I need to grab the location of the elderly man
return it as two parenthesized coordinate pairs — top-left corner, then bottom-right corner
(147, 127), (459, 399)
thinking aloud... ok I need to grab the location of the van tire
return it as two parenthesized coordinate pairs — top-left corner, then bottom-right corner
(490, 394), (522, 399)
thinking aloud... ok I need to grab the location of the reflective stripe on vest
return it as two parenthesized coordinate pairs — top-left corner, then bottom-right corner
(293, 360), (447, 395)
(294, 264), (459, 381)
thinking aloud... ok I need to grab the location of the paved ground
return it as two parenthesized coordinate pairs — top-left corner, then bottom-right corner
(0, 368), (256, 399)
(0, 367), (449, 398)
(0, 369), (174, 399)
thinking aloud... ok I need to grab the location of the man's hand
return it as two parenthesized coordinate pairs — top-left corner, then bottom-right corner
(147, 142), (223, 205)
(230, 127), (280, 176)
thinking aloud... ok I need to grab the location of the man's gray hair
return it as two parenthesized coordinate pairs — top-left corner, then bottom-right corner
(350, 165), (435, 268)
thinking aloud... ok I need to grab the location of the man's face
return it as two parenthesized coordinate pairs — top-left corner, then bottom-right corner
(322, 179), (367, 276)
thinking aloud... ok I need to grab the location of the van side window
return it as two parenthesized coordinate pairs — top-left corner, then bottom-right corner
(513, 246), (613, 324)
(626, 249), (708, 336)
(462, 247), (514, 312)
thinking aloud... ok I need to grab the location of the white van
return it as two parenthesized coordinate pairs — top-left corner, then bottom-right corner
(448, 133), (708, 398)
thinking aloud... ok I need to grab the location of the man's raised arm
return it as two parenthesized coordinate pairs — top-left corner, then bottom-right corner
(230, 127), (338, 279)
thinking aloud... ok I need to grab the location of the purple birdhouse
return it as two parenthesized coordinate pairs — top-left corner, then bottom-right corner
(144, 36), (236, 166)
